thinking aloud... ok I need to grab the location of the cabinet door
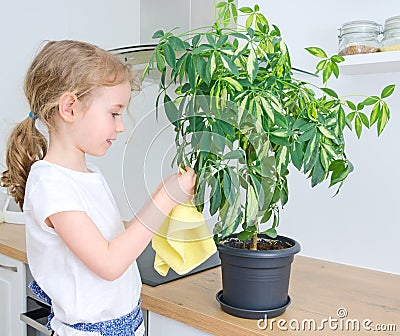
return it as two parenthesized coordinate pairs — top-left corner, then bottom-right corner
(0, 253), (26, 336)
(147, 311), (212, 336)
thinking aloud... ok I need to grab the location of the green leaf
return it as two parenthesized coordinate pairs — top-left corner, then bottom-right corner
(305, 47), (328, 58)
(318, 125), (336, 140)
(316, 59), (327, 73)
(237, 231), (255, 241)
(293, 118), (308, 129)
(152, 30), (165, 39)
(311, 156), (325, 187)
(357, 102), (364, 111)
(246, 184), (258, 224)
(234, 42), (249, 56)
(186, 54), (196, 90)
(195, 56), (208, 83)
(298, 127), (316, 142)
(271, 129), (291, 137)
(222, 77), (243, 91)
(347, 111), (356, 122)
(347, 100), (356, 111)
(321, 88), (338, 98)
(163, 43), (176, 68)
(329, 160), (354, 187)
(193, 177), (207, 212)
(247, 48), (258, 82)
(377, 103), (389, 136)
(259, 156), (276, 178)
(231, 2), (238, 21)
(246, 13), (255, 28)
(206, 53), (216, 80)
(359, 112), (370, 128)
(260, 209), (272, 224)
(291, 141), (303, 171)
(223, 169), (233, 204)
(217, 120), (235, 137)
(381, 84), (395, 98)
(304, 135), (319, 173)
(239, 6), (253, 13)
(322, 61), (332, 83)
(206, 33), (216, 47)
(192, 44), (214, 55)
(362, 96), (379, 106)
(219, 191), (241, 238)
(275, 146), (289, 175)
(223, 149), (245, 160)
(210, 177), (222, 216)
(273, 111), (288, 128)
(370, 103), (380, 125)
(331, 55), (345, 63)
(264, 227), (277, 238)
(217, 35), (229, 47)
(331, 61), (339, 78)
(163, 94), (179, 126)
(269, 134), (290, 146)
(355, 115), (362, 139)
(192, 34), (201, 47)
(155, 51), (166, 72)
(199, 131), (212, 153)
(169, 36), (187, 51)
(220, 54), (239, 76)
(307, 103), (318, 120)
(319, 147), (330, 170)
(338, 106), (346, 131)
(259, 97), (275, 122)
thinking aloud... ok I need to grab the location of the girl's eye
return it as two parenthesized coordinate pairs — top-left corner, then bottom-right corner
(112, 112), (121, 118)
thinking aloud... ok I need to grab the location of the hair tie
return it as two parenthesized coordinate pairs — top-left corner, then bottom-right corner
(29, 112), (38, 120)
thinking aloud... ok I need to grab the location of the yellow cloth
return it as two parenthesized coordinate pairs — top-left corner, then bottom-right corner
(152, 200), (217, 276)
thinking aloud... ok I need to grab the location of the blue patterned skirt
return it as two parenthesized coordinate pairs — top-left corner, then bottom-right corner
(29, 280), (143, 335)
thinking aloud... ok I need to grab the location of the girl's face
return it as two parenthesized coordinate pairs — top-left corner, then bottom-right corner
(73, 82), (131, 157)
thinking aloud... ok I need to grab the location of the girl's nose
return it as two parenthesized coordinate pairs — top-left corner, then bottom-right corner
(116, 118), (125, 133)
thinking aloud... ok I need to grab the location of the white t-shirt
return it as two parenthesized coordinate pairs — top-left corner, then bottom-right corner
(23, 160), (142, 336)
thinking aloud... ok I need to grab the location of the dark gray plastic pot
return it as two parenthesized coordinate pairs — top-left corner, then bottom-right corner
(216, 234), (301, 319)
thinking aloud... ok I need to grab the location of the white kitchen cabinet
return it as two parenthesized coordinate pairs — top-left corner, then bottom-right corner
(0, 253), (26, 336)
(147, 311), (212, 336)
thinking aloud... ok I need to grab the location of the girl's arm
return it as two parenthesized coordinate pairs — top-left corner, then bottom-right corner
(49, 168), (196, 281)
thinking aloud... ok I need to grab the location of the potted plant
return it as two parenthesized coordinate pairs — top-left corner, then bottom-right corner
(144, 0), (395, 319)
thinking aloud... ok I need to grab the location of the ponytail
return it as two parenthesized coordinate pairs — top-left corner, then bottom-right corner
(1, 117), (47, 209)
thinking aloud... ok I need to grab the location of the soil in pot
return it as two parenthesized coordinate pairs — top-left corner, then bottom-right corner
(222, 236), (293, 250)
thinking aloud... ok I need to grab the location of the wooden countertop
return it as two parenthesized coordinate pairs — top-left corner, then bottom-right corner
(0, 222), (27, 263)
(1, 222), (399, 335)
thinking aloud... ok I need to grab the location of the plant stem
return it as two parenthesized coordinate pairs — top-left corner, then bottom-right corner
(250, 233), (258, 250)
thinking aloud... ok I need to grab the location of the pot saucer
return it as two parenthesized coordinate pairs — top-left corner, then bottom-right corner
(216, 290), (291, 319)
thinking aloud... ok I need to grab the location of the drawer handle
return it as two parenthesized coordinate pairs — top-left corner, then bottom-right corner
(0, 264), (18, 272)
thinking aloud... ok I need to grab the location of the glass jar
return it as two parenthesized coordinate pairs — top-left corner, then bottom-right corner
(382, 16), (400, 52)
(338, 20), (382, 56)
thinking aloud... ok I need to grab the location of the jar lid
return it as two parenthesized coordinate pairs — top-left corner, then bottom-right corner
(384, 15), (400, 32)
(339, 20), (382, 37)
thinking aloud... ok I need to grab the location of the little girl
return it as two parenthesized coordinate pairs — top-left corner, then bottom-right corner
(1, 40), (196, 336)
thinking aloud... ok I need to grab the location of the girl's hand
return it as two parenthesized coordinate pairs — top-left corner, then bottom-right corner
(161, 166), (196, 205)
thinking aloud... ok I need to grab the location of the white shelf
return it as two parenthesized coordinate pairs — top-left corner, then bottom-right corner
(339, 49), (400, 75)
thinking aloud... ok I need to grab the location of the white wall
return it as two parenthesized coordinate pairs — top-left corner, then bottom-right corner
(239, 1), (400, 274)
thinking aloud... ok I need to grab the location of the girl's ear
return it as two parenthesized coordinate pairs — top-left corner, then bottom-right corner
(58, 92), (78, 122)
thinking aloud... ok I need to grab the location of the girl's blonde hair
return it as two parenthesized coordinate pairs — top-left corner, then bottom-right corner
(1, 40), (136, 209)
